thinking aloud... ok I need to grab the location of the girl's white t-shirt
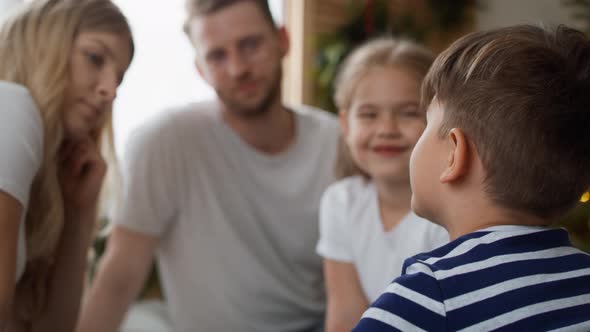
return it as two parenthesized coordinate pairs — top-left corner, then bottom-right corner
(317, 175), (449, 302)
(0, 81), (43, 282)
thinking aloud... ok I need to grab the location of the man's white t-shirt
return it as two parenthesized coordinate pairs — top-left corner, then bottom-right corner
(0, 81), (43, 282)
(316, 176), (449, 302)
(114, 100), (339, 332)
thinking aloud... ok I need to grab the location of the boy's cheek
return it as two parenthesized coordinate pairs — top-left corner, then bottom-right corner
(409, 136), (436, 217)
(408, 147), (423, 198)
(410, 194), (425, 218)
(409, 135), (426, 178)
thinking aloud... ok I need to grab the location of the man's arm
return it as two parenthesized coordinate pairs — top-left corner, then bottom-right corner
(324, 259), (370, 332)
(76, 226), (159, 332)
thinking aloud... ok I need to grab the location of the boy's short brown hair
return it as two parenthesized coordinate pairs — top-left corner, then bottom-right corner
(183, 0), (276, 34)
(422, 25), (590, 219)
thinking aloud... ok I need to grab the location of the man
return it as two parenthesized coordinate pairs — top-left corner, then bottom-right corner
(76, 1), (338, 331)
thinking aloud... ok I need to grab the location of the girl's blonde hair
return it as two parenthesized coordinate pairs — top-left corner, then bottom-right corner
(333, 38), (434, 180)
(0, 0), (133, 320)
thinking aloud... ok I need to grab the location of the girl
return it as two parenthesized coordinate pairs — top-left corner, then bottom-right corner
(0, 0), (133, 330)
(316, 38), (448, 332)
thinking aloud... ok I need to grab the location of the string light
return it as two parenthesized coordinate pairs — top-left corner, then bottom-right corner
(581, 192), (590, 203)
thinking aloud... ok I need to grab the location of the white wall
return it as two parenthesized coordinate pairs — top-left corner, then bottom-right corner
(0, 0), (21, 21)
(0, 0), (20, 10)
(111, 0), (283, 156)
(476, 0), (579, 30)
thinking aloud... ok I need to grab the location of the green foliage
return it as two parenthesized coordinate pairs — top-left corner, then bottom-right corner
(555, 1), (590, 251)
(314, 0), (473, 112)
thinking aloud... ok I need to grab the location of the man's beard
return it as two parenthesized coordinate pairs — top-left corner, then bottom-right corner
(217, 67), (282, 119)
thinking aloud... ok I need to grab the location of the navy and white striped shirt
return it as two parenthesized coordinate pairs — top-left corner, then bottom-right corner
(353, 225), (590, 331)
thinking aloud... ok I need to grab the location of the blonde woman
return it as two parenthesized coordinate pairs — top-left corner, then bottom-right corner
(0, 0), (133, 330)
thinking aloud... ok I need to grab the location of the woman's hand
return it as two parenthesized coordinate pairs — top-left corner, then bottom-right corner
(31, 139), (107, 332)
(59, 138), (107, 221)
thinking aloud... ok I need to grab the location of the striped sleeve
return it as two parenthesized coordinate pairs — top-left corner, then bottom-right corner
(352, 262), (447, 331)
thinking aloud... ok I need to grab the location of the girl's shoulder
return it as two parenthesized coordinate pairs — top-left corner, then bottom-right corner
(323, 175), (375, 208)
(328, 174), (372, 194)
(405, 212), (449, 245)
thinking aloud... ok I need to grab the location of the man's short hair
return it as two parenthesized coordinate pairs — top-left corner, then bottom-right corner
(183, 0), (276, 34)
(422, 24), (590, 219)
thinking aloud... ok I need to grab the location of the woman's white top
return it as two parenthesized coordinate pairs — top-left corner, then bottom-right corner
(0, 81), (43, 282)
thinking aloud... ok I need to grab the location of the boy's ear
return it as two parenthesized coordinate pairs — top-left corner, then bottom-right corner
(440, 128), (470, 183)
(338, 110), (349, 137)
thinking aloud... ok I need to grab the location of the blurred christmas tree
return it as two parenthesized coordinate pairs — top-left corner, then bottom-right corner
(555, 193), (590, 253)
(314, 0), (474, 112)
(554, 0), (590, 252)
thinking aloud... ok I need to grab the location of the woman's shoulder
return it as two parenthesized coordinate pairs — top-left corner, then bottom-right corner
(0, 81), (41, 123)
(0, 81), (43, 205)
(0, 80), (34, 103)
(0, 80), (30, 95)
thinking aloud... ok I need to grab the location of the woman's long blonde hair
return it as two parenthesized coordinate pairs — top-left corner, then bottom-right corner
(333, 38), (435, 180)
(0, 0), (133, 319)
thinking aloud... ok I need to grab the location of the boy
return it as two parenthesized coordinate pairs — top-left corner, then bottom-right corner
(353, 24), (590, 331)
